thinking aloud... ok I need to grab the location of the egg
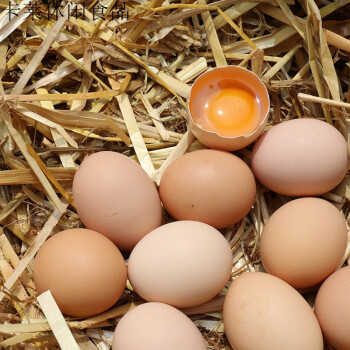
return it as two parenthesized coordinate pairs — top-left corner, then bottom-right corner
(159, 149), (256, 228)
(314, 266), (350, 350)
(260, 198), (347, 289)
(33, 228), (127, 317)
(187, 66), (270, 151)
(112, 302), (207, 350)
(223, 272), (323, 350)
(251, 118), (348, 196)
(128, 221), (233, 308)
(72, 151), (162, 251)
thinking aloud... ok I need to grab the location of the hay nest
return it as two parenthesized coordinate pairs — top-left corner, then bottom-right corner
(0, 0), (349, 348)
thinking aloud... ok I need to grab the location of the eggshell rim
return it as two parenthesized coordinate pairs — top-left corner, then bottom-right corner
(187, 65), (270, 150)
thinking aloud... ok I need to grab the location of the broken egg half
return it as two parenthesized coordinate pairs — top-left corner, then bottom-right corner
(187, 66), (270, 151)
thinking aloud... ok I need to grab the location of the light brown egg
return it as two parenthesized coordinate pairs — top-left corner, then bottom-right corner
(128, 221), (233, 308)
(112, 302), (207, 350)
(33, 228), (127, 317)
(223, 272), (324, 350)
(315, 266), (350, 350)
(251, 118), (348, 196)
(72, 151), (162, 251)
(159, 149), (256, 228)
(187, 66), (270, 151)
(260, 198), (347, 289)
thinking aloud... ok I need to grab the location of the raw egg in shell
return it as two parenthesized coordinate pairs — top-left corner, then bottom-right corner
(187, 66), (270, 151)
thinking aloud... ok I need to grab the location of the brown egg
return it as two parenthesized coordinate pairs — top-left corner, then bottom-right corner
(251, 118), (348, 196)
(187, 66), (270, 151)
(315, 266), (350, 350)
(33, 228), (127, 317)
(260, 198), (347, 289)
(223, 272), (323, 350)
(112, 302), (207, 350)
(128, 221), (233, 308)
(159, 149), (256, 228)
(72, 151), (162, 251)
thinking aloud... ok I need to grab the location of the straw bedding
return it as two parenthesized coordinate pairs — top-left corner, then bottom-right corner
(0, 0), (349, 348)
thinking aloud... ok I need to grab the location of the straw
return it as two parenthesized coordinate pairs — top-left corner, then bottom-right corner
(37, 291), (80, 350)
(0, 0), (349, 348)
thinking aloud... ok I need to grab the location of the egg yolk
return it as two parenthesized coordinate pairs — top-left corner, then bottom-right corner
(196, 86), (260, 137)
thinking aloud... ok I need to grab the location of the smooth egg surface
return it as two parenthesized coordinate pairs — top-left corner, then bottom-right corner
(112, 302), (207, 350)
(72, 151), (162, 251)
(33, 228), (127, 317)
(159, 149), (256, 228)
(223, 272), (323, 350)
(251, 118), (348, 196)
(315, 266), (350, 350)
(260, 198), (347, 289)
(128, 221), (233, 308)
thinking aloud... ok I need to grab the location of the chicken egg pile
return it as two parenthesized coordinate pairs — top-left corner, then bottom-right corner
(33, 66), (349, 350)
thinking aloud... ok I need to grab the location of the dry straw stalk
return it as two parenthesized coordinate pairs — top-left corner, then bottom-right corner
(0, 0), (349, 349)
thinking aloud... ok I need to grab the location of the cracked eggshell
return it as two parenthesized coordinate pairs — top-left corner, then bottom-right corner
(187, 66), (270, 151)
